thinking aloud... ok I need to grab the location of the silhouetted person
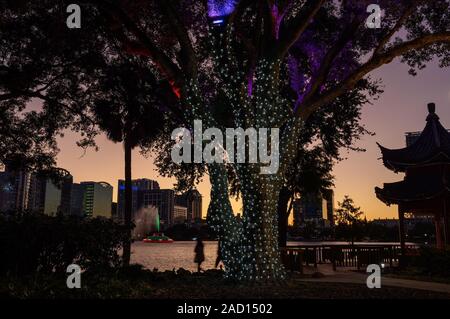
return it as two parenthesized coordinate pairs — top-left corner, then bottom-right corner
(194, 237), (205, 272)
(215, 240), (223, 269)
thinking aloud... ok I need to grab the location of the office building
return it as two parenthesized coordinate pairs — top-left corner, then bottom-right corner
(322, 189), (335, 225)
(81, 181), (113, 218)
(175, 189), (203, 222)
(117, 178), (160, 221)
(293, 189), (335, 228)
(28, 169), (73, 216)
(111, 202), (118, 220)
(70, 183), (85, 216)
(293, 199), (302, 228)
(173, 205), (188, 224)
(0, 165), (31, 212)
(0, 166), (72, 216)
(142, 189), (174, 228)
(301, 192), (327, 220)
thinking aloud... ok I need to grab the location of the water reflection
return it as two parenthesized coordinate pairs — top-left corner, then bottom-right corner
(130, 240), (406, 272)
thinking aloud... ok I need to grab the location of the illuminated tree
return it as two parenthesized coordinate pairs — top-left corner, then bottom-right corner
(1, 0), (449, 281)
(145, 0), (449, 281)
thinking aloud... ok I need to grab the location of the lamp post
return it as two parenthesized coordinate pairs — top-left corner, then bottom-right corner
(207, 0), (236, 28)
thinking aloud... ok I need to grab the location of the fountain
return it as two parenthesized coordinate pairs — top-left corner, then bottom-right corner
(137, 207), (174, 243)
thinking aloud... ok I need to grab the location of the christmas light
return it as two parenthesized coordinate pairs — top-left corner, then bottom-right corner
(171, 24), (306, 281)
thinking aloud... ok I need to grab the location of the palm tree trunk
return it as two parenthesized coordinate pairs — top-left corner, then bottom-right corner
(122, 137), (132, 267)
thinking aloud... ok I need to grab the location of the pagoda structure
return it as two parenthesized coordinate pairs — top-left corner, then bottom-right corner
(375, 103), (450, 252)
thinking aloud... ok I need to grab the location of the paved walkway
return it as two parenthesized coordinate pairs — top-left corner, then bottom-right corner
(297, 264), (450, 294)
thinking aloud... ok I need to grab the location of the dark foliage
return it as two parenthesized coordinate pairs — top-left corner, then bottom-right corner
(1, 269), (449, 299)
(0, 213), (129, 276)
(363, 222), (399, 242)
(410, 247), (450, 277)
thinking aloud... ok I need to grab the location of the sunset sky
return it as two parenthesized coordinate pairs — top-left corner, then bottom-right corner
(53, 57), (450, 222)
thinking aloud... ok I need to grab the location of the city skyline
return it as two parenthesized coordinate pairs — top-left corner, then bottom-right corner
(24, 59), (449, 221)
(0, 167), (203, 226)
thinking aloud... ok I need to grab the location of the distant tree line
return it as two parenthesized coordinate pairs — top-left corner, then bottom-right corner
(288, 219), (435, 243)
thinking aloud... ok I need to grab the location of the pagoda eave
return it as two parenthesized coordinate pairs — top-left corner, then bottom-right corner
(375, 185), (448, 205)
(381, 152), (450, 173)
(375, 103), (450, 250)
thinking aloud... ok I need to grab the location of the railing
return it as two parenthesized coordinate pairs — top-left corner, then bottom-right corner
(280, 244), (419, 273)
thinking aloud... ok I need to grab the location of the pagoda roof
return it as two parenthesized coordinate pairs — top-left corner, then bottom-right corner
(375, 172), (450, 205)
(377, 103), (450, 172)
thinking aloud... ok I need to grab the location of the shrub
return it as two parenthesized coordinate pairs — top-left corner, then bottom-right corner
(0, 212), (129, 276)
(410, 247), (450, 277)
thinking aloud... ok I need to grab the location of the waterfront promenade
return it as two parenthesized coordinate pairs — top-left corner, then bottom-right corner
(298, 264), (450, 294)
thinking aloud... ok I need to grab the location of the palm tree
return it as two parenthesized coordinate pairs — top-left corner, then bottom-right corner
(92, 59), (165, 266)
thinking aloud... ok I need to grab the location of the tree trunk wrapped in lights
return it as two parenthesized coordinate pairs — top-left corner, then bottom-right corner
(188, 56), (304, 280)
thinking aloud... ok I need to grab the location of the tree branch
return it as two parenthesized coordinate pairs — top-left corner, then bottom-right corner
(277, 0), (325, 58)
(97, 0), (183, 88)
(297, 32), (450, 119)
(263, 0), (275, 49)
(226, 0), (258, 56)
(300, 18), (362, 106)
(158, 0), (198, 79)
(27, 91), (98, 127)
(372, 3), (417, 57)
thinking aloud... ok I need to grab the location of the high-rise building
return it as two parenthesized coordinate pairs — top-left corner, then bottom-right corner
(27, 169), (73, 216)
(111, 202), (118, 220)
(70, 183), (85, 216)
(142, 189), (174, 228)
(323, 189), (335, 226)
(80, 181), (113, 218)
(0, 166), (31, 212)
(293, 199), (302, 228)
(293, 189), (334, 228)
(0, 166), (73, 215)
(117, 178), (160, 221)
(0, 169), (16, 212)
(173, 205), (188, 224)
(175, 189), (203, 222)
(301, 192), (327, 221)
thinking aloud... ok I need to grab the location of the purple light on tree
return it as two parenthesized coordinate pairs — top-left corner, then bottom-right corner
(271, 4), (287, 40)
(302, 42), (324, 74)
(207, 0), (237, 18)
(247, 68), (254, 96)
(288, 55), (309, 113)
(288, 55), (302, 93)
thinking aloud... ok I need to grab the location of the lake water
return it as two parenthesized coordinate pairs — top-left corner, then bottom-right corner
(131, 241), (219, 272)
(130, 241), (406, 272)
